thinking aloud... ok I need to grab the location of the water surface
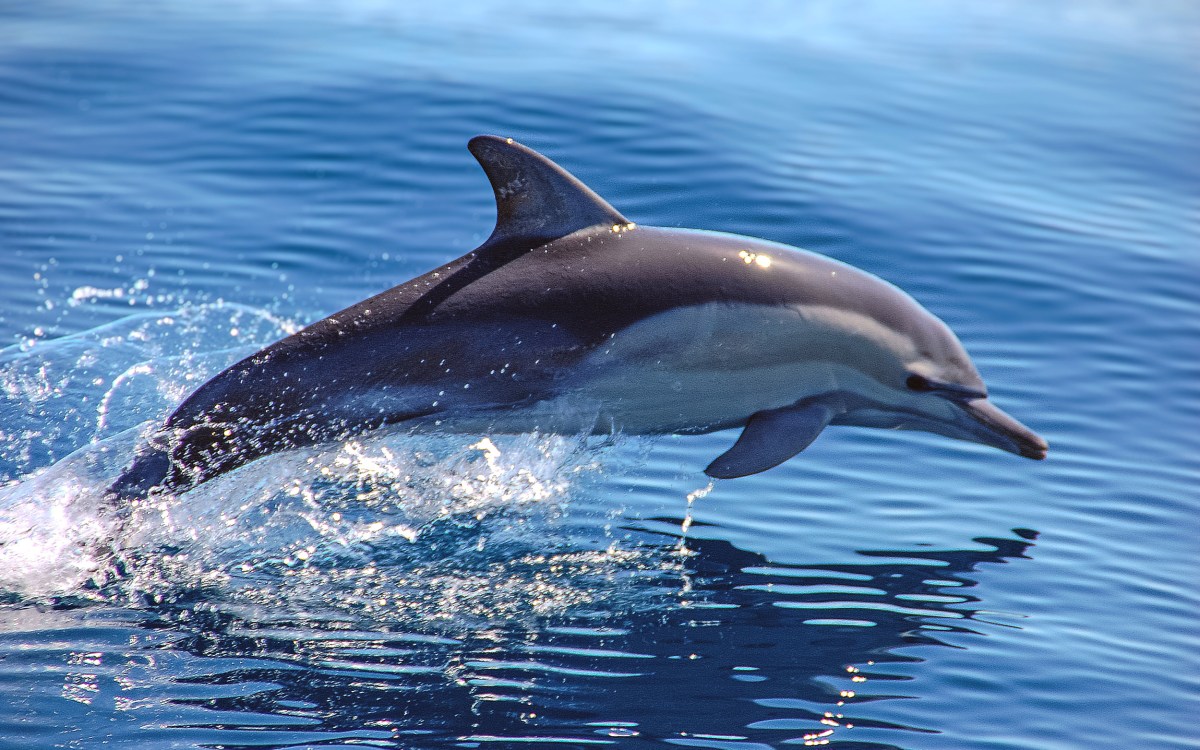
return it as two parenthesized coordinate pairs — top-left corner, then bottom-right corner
(1, 2), (1198, 749)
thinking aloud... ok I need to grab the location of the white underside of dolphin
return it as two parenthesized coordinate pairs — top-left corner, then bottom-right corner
(106, 135), (1046, 501)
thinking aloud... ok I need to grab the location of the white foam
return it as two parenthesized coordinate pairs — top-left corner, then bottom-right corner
(0, 438), (132, 598)
(0, 304), (668, 625)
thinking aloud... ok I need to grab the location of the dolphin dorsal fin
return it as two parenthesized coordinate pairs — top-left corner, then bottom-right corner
(468, 135), (628, 249)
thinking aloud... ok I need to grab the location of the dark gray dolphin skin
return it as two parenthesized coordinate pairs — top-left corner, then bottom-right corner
(107, 135), (1046, 501)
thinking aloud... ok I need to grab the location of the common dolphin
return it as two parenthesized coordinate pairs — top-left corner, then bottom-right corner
(107, 135), (1046, 500)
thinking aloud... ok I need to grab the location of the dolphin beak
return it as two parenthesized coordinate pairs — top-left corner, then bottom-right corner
(957, 398), (1048, 460)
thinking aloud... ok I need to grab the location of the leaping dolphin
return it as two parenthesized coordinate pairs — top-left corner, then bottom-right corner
(107, 135), (1046, 501)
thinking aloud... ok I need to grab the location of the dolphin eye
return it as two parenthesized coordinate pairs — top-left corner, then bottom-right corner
(906, 374), (934, 392)
(905, 374), (987, 399)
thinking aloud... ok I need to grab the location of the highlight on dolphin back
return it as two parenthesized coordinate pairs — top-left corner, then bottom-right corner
(106, 135), (1046, 504)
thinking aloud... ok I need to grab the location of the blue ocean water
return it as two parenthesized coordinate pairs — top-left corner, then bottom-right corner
(1, 2), (1198, 749)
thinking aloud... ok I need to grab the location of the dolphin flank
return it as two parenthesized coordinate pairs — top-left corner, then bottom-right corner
(107, 135), (1046, 501)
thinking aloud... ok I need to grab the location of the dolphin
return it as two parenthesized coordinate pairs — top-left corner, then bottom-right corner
(107, 134), (1046, 501)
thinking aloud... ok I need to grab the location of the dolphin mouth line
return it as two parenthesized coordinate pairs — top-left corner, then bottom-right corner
(958, 397), (1048, 460)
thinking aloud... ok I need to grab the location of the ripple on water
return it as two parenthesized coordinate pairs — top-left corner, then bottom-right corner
(0, 301), (1046, 748)
(2, 2), (1199, 747)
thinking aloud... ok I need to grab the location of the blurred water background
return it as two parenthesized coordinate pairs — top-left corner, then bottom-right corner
(1, 2), (1198, 749)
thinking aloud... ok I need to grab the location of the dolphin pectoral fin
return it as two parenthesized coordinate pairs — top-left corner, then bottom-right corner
(705, 403), (834, 479)
(468, 135), (629, 249)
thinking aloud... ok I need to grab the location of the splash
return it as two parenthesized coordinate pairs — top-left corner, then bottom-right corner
(0, 406), (626, 613)
(0, 305), (670, 626)
(0, 450), (127, 598)
(0, 302), (299, 483)
(678, 480), (714, 540)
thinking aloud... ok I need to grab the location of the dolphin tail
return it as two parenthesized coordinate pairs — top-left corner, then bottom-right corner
(80, 446), (172, 585)
(103, 446), (173, 508)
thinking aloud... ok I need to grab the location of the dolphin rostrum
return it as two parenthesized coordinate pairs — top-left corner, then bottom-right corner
(107, 135), (1046, 501)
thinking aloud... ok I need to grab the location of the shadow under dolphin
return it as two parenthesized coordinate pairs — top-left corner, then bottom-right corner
(122, 528), (1038, 750)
